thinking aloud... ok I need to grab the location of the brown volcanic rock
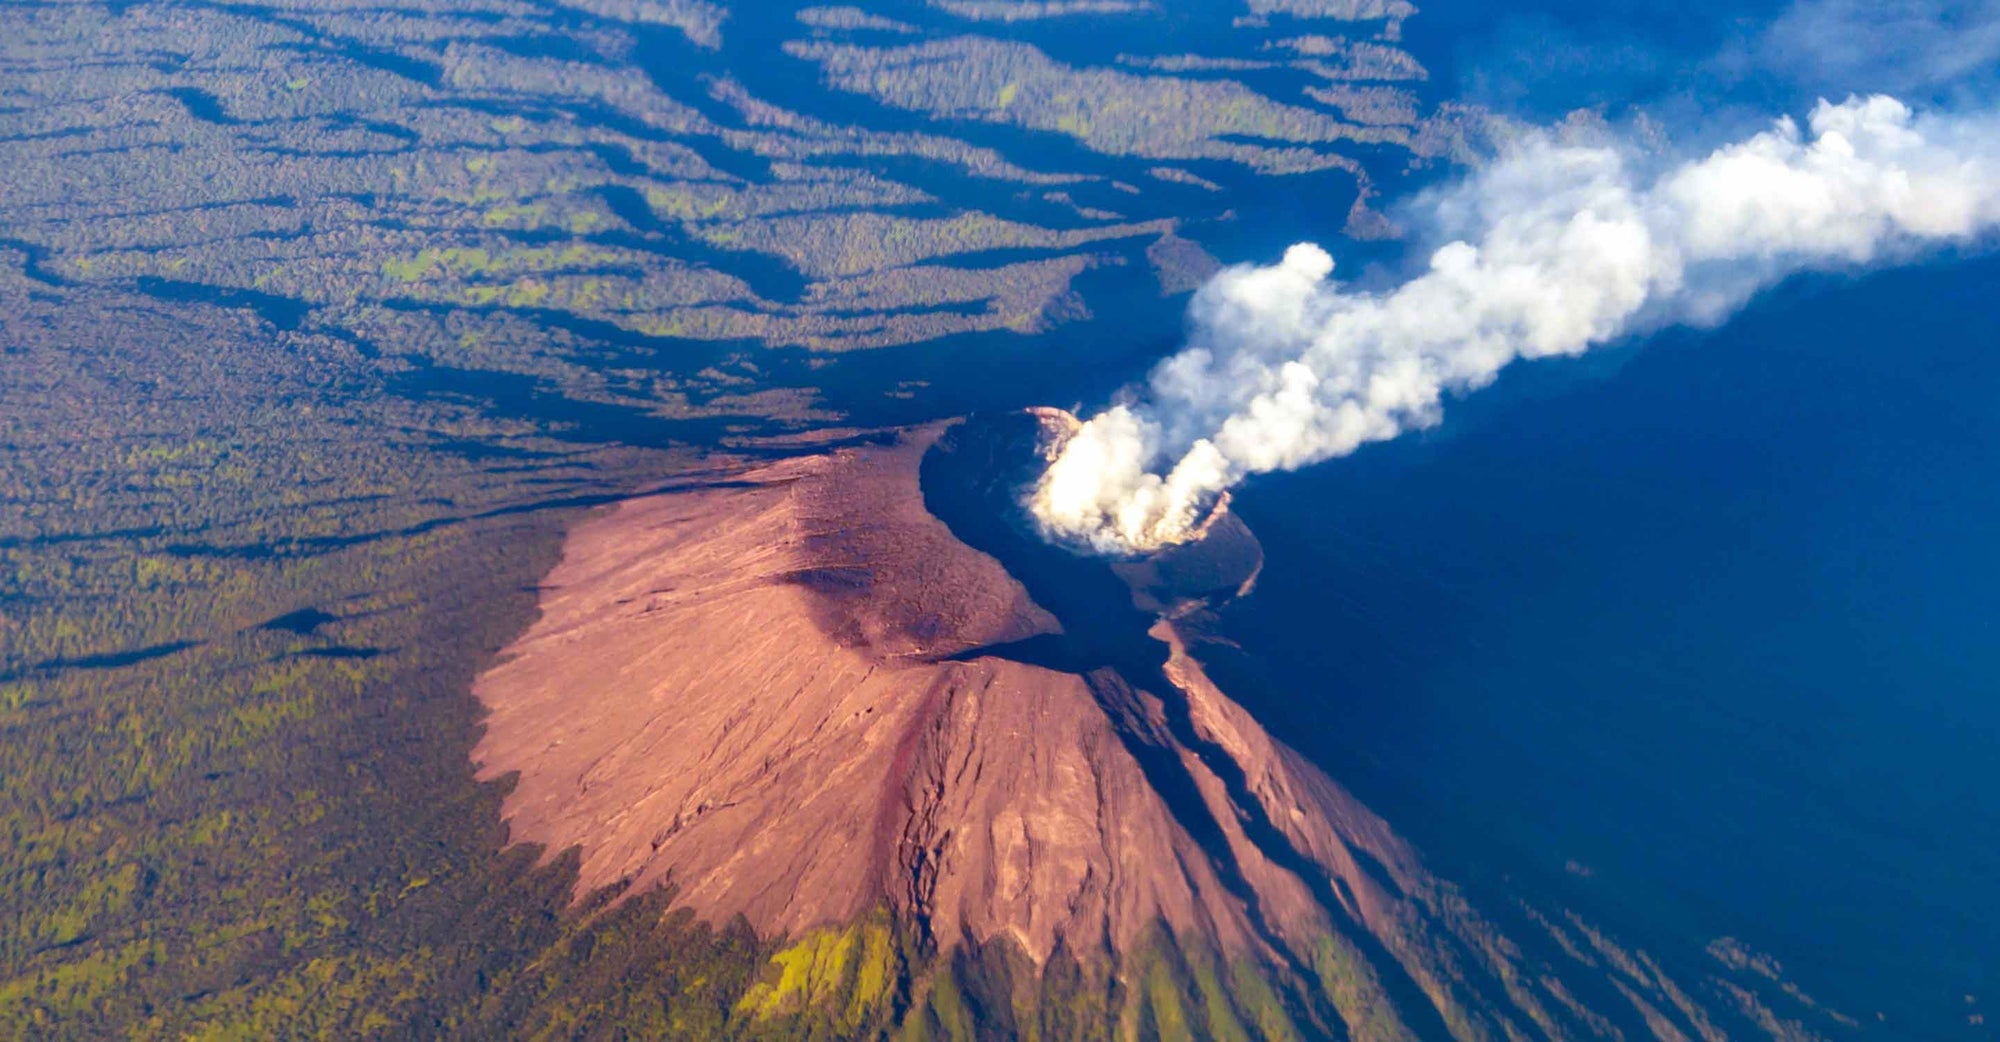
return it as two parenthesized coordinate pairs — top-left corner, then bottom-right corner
(475, 427), (1289, 963)
(473, 418), (1845, 1042)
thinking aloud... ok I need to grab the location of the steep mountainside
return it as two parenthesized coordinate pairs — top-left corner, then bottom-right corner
(473, 415), (1847, 1040)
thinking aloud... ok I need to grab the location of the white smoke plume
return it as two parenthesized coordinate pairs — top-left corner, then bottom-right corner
(1032, 95), (2000, 554)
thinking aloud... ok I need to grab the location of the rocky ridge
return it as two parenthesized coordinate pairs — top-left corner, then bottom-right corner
(473, 413), (1842, 1040)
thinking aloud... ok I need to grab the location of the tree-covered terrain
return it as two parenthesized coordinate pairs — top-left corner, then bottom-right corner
(0, 0), (1846, 1037)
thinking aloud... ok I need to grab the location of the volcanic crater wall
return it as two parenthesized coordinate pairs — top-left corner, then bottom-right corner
(472, 425), (1313, 965)
(472, 419), (1846, 1041)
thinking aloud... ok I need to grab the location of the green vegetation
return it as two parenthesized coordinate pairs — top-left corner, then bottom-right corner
(788, 36), (1415, 175)
(1307, 935), (1413, 1042)
(736, 914), (901, 1032)
(0, 0), (1844, 1037)
(0, 257), (698, 1036)
(692, 211), (1173, 279)
(0, 0), (1395, 1032)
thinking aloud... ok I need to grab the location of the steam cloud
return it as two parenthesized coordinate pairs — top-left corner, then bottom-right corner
(1032, 95), (2000, 553)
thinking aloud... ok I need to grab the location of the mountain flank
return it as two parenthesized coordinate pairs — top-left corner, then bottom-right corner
(473, 416), (1848, 1041)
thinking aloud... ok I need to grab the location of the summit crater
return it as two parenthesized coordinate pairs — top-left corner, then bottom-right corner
(470, 414), (1822, 1039)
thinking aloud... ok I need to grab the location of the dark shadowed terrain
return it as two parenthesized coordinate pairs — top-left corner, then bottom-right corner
(0, 0), (1990, 1037)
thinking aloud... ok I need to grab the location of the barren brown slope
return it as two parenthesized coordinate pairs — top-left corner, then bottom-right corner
(472, 428), (1291, 965)
(472, 420), (1846, 1041)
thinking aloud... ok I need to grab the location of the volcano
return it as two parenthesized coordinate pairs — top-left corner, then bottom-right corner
(472, 411), (1837, 1040)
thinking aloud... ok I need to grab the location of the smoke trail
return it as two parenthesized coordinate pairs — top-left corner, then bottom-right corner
(1033, 95), (2000, 554)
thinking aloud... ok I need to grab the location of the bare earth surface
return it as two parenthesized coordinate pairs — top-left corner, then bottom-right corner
(472, 427), (1296, 963)
(473, 424), (1852, 1040)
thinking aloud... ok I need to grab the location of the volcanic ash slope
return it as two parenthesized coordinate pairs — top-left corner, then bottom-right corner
(473, 421), (1837, 1041)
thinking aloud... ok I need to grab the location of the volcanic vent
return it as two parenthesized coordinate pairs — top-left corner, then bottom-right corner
(472, 411), (1822, 1040)
(923, 408), (1263, 618)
